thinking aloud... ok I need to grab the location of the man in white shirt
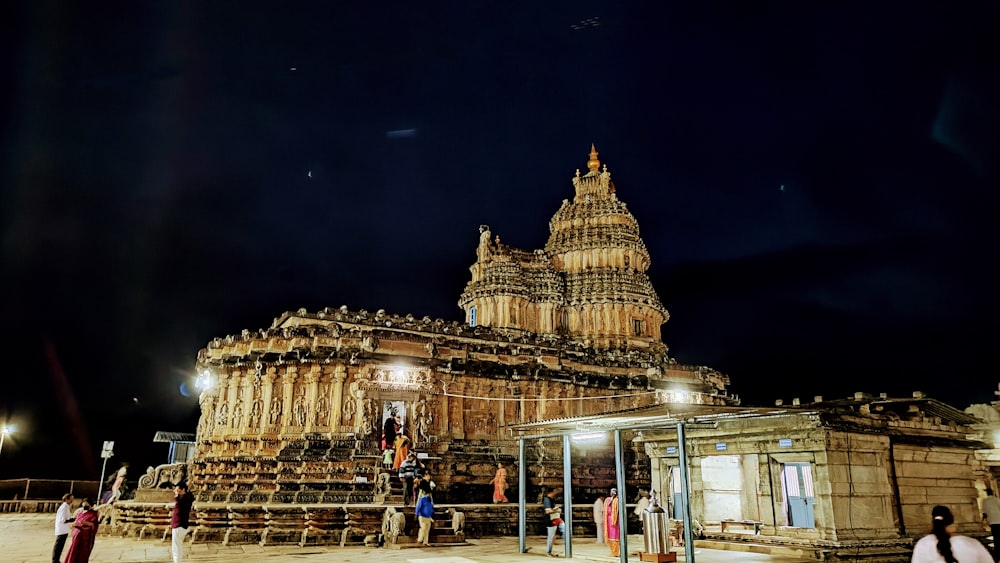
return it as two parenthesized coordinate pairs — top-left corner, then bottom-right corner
(52, 493), (74, 563)
(982, 488), (1000, 562)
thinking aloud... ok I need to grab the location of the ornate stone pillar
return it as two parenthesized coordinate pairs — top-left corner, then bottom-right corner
(280, 366), (297, 435)
(330, 365), (347, 429)
(304, 364), (321, 433)
(261, 367), (278, 434)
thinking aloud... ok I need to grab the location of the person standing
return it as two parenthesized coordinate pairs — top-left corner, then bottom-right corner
(490, 462), (509, 503)
(415, 489), (435, 546)
(109, 462), (129, 503)
(984, 489), (1000, 562)
(544, 488), (564, 557)
(168, 483), (195, 563)
(53, 493), (75, 563)
(63, 498), (99, 563)
(593, 494), (606, 544)
(604, 488), (621, 557)
(911, 504), (992, 563)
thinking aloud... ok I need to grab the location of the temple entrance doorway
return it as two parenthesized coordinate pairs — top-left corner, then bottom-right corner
(782, 462), (816, 528)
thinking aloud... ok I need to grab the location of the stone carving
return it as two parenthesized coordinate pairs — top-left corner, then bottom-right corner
(231, 400), (243, 429)
(268, 395), (282, 425)
(382, 507), (406, 544)
(343, 396), (356, 423)
(217, 402), (229, 429)
(447, 507), (466, 540)
(415, 398), (432, 442)
(315, 392), (330, 426)
(477, 225), (492, 262)
(249, 399), (262, 429)
(375, 472), (391, 497)
(293, 392), (307, 426)
(137, 463), (187, 489)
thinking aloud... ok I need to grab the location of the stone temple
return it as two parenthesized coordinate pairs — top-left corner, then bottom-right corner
(189, 144), (733, 496)
(122, 146), (734, 543)
(114, 147), (998, 560)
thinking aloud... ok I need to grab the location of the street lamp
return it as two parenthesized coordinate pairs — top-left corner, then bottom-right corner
(0, 426), (12, 457)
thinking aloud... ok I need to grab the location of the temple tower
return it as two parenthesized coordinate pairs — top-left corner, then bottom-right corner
(459, 145), (668, 349)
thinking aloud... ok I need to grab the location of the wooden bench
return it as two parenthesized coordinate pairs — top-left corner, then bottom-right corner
(720, 520), (761, 534)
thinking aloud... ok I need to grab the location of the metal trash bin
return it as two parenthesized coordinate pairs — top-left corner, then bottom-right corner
(642, 504), (671, 554)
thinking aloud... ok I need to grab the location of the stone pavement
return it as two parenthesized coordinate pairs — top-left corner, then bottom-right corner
(2, 513), (816, 563)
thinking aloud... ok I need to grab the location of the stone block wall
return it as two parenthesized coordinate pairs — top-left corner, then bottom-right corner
(892, 444), (984, 535)
(822, 432), (896, 540)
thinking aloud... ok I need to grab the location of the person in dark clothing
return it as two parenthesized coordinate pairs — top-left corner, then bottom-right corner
(383, 416), (398, 450)
(168, 483), (195, 563)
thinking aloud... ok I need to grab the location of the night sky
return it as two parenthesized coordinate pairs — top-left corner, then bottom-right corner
(1, 2), (997, 480)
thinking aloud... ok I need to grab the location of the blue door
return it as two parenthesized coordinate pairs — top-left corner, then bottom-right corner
(783, 463), (815, 528)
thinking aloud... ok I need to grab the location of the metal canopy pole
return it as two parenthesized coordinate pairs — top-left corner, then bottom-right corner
(562, 434), (573, 558)
(519, 437), (527, 553)
(677, 421), (696, 562)
(614, 429), (628, 563)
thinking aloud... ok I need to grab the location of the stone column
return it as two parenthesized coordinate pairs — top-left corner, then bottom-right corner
(449, 381), (464, 439)
(280, 366), (297, 435)
(303, 364), (321, 433)
(261, 367), (278, 434)
(330, 365), (347, 429)
(438, 382), (449, 437)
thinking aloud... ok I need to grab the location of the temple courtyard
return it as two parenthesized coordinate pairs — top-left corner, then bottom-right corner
(1, 513), (815, 563)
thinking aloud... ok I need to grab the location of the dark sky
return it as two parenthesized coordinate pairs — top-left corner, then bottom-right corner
(1, 2), (997, 480)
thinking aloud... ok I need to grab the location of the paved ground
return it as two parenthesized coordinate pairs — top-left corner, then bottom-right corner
(2, 513), (816, 563)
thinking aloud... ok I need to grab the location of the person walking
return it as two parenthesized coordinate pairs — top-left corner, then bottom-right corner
(911, 505), (992, 563)
(593, 494), (606, 544)
(168, 483), (195, 563)
(52, 493), (75, 563)
(415, 489), (435, 546)
(63, 498), (99, 563)
(983, 488), (1000, 562)
(544, 488), (564, 557)
(490, 462), (509, 503)
(398, 453), (419, 506)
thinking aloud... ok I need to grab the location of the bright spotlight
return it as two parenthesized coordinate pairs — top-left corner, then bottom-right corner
(196, 370), (214, 391)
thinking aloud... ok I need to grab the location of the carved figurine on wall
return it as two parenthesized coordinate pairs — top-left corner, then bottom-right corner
(249, 399), (262, 429)
(315, 394), (330, 426)
(216, 402), (229, 429)
(269, 395), (282, 425)
(293, 393), (307, 426)
(231, 399), (243, 429)
(343, 396), (356, 423)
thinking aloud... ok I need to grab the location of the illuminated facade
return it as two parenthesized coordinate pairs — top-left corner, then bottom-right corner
(182, 148), (735, 519)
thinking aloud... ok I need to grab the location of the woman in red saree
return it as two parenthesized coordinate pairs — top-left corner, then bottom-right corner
(489, 462), (509, 503)
(64, 498), (99, 563)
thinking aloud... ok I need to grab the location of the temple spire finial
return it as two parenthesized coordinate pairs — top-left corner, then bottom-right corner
(587, 144), (600, 172)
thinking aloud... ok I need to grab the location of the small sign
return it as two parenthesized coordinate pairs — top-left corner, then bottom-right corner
(666, 446), (677, 454)
(354, 476), (368, 483)
(102, 441), (115, 451)
(715, 442), (728, 451)
(417, 452), (429, 459)
(778, 438), (793, 448)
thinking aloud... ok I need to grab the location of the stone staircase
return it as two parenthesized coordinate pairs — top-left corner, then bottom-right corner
(384, 510), (468, 549)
